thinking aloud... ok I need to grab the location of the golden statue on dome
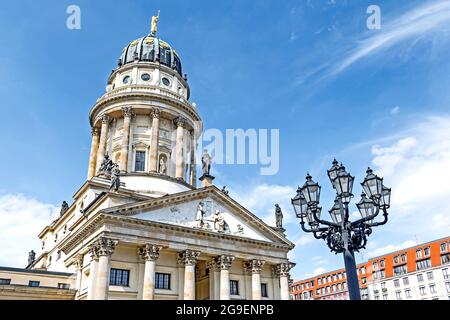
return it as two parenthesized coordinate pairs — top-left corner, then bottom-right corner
(150, 10), (160, 36)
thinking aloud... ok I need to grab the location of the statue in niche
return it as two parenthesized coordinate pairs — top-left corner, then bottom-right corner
(201, 149), (212, 176)
(275, 204), (283, 228)
(195, 202), (206, 228)
(60, 201), (69, 217)
(159, 157), (167, 174)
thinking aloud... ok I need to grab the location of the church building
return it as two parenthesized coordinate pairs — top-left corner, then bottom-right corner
(0, 15), (295, 300)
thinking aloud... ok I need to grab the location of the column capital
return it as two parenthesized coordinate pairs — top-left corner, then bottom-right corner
(244, 259), (265, 274)
(138, 244), (161, 261)
(174, 116), (187, 128)
(178, 249), (200, 266)
(74, 254), (84, 270)
(121, 106), (134, 118)
(150, 108), (161, 119)
(275, 262), (296, 277)
(206, 259), (221, 272)
(101, 114), (112, 124)
(91, 237), (118, 257)
(216, 255), (235, 270)
(91, 127), (100, 136)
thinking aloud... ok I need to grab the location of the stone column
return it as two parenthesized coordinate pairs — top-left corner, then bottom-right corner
(276, 262), (295, 300)
(149, 108), (161, 172)
(216, 255), (235, 300)
(138, 244), (161, 300)
(74, 255), (84, 296)
(176, 257), (185, 300)
(207, 259), (220, 300)
(179, 249), (200, 300)
(119, 107), (133, 173)
(87, 246), (99, 300)
(96, 114), (111, 173)
(189, 130), (197, 187)
(243, 262), (252, 300)
(92, 237), (117, 300)
(87, 128), (100, 180)
(175, 117), (187, 180)
(271, 266), (280, 300)
(249, 259), (265, 300)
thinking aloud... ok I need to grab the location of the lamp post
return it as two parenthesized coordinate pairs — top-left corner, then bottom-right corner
(291, 160), (391, 300)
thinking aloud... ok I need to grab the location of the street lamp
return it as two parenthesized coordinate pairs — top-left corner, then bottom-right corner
(292, 161), (391, 300)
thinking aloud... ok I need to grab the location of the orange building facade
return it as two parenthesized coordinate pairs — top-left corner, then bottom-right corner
(290, 236), (450, 300)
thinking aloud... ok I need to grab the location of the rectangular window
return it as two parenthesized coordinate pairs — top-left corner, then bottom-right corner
(261, 283), (268, 298)
(0, 278), (11, 285)
(110, 268), (130, 287)
(442, 253), (450, 265)
(394, 264), (407, 275)
(58, 283), (70, 289)
(441, 242), (448, 252)
(430, 284), (437, 294)
(230, 280), (239, 296)
(155, 272), (171, 290)
(395, 291), (402, 300)
(424, 247), (430, 257)
(29, 281), (40, 287)
(401, 254), (407, 263)
(383, 294), (388, 300)
(416, 259), (431, 271)
(443, 269), (449, 280)
(445, 282), (450, 293)
(417, 274), (424, 282)
(394, 279), (400, 287)
(381, 282), (386, 289)
(419, 286), (426, 295)
(135, 151), (146, 172)
(403, 277), (409, 286)
(380, 259), (385, 268)
(427, 271), (434, 281)
(405, 289), (411, 298)
(394, 256), (399, 264)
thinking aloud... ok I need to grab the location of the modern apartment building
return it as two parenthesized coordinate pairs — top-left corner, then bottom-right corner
(290, 236), (450, 300)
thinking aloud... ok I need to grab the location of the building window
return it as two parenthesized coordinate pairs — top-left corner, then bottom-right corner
(395, 291), (402, 300)
(394, 279), (400, 287)
(417, 273), (424, 282)
(394, 264), (407, 275)
(0, 279), (11, 285)
(380, 259), (385, 268)
(441, 242), (448, 252)
(110, 268), (130, 287)
(135, 151), (146, 172)
(405, 289), (411, 298)
(381, 282), (386, 289)
(230, 280), (239, 296)
(430, 284), (437, 294)
(424, 247), (430, 257)
(261, 283), (268, 298)
(294, 294), (298, 300)
(403, 277), (409, 286)
(122, 75), (131, 84)
(401, 254), (407, 263)
(445, 282), (450, 293)
(317, 279), (321, 285)
(56, 251), (61, 261)
(29, 281), (40, 287)
(416, 258), (431, 271)
(427, 271), (434, 281)
(373, 261), (378, 270)
(419, 286), (426, 296)
(416, 249), (422, 259)
(443, 268), (449, 280)
(155, 272), (171, 290)
(394, 256), (399, 264)
(58, 283), (70, 289)
(383, 294), (388, 300)
(162, 77), (171, 87)
(442, 253), (450, 265)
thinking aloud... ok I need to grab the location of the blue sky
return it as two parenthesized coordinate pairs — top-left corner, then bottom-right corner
(1, 0), (450, 280)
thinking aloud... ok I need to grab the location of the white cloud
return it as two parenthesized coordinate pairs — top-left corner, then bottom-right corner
(391, 106), (401, 115)
(233, 183), (297, 227)
(305, 267), (327, 278)
(368, 240), (418, 258)
(0, 193), (58, 267)
(369, 115), (450, 237)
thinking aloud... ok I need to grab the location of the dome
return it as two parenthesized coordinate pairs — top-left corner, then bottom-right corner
(118, 35), (183, 76)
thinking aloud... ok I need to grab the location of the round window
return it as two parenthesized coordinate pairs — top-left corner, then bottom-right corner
(162, 77), (171, 86)
(141, 73), (151, 81)
(122, 76), (131, 84)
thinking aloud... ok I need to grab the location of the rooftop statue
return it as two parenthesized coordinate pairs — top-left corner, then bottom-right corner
(275, 204), (283, 228)
(201, 149), (212, 176)
(151, 10), (160, 36)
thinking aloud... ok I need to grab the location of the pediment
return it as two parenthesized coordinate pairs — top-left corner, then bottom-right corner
(103, 187), (293, 247)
